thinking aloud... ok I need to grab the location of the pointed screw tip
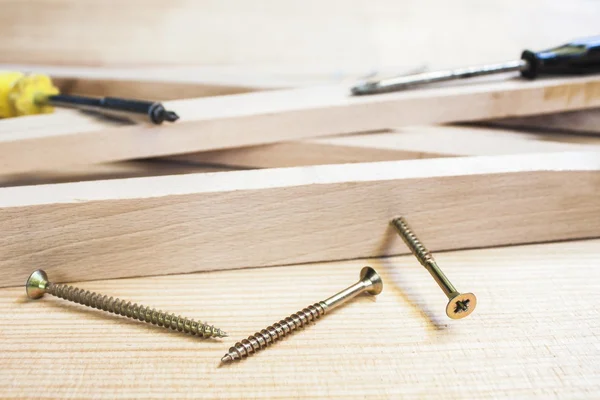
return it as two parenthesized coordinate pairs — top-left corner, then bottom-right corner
(220, 354), (233, 364)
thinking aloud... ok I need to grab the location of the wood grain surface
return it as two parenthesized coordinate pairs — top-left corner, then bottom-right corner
(1, 239), (598, 399)
(1, 152), (599, 288)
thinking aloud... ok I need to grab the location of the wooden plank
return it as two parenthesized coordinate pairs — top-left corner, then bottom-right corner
(52, 77), (257, 101)
(2, 76), (600, 176)
(486, 108), (600, 135)
(0, 152), (598, 288)
(327, 125), (600, 155)
(170, 140), (442, 168)
(3, 63), (376, 90)
(1, 239), (599, 398)
(3, 64), (267, 100)
(172, 126), (600, 168)
(0, 161), (232, 188)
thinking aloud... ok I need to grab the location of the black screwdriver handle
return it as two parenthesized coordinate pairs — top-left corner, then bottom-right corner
(47, 94), (179, 124)
(520, 36), (600, 79)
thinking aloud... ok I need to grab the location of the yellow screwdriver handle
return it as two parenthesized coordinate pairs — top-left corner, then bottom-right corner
(0, 72), (59, 118)
(0, 71), (24, 118)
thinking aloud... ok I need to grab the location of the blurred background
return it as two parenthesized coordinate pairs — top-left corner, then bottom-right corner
(2, 0), (599, 85)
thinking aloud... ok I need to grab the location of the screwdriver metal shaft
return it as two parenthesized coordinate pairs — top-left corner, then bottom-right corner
(46, 94), (179, 124)
(352, 35), (600, 95)
(352, 60), (527, 95)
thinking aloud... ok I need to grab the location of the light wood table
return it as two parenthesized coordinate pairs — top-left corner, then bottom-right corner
(1, 239), (599, 398)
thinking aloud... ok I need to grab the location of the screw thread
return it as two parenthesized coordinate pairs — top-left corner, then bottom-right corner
(221, 302), (327, 363)
(47, 283), (227, 339)
(391, 217), (434, 265)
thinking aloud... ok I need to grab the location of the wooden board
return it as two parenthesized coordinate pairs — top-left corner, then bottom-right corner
(172, 126), (600, 168)
(52, 77), (257, 101)
(170, 139), (443, 168)
(2, 76), (600, 176)
(0, 161), (231, 188)
(2, 64), (268, 100)
(2, 63), (393, 90)
(1, 239), (598, 398)
(324, 125), (600, 155)
(1, 152), (599, 288)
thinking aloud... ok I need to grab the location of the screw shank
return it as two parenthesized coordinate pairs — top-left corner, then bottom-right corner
(322, 281), (367, 311)
(221, 302), (326, 362)
(423, 260), (459, 298)
(44, 282), (226, 338)
(391, 217), (459, 298)
(221, 267), (382, 363)
(391, 217), (433, 264)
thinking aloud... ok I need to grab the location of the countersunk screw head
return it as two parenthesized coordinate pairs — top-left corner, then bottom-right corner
(446, 292), (477, 319)
(360, 266), (383, 295)
(26, 269), (49, 299)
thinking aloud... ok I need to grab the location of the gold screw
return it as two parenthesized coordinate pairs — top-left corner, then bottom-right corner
(391, 217), (477, 319)
(25, 269), (227, 339)
(220, 266), (383, 364)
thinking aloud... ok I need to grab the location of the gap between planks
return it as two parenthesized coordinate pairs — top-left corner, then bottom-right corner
(168, 125), (600, 168)
(0, 160), (233, 188)
(2, 124), (598, 186)
(485, 108), (600, 134)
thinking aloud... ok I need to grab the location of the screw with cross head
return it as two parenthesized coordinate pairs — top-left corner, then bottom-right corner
(391, 217), (477, 319)
(26, 269), (227, 339)
(220, 266), (383, 364)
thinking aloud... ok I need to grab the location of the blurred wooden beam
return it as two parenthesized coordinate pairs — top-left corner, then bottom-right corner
(1, 64), (264, 101)
(170, 126), (600, 168)
(52, 77), (257, 101)
(169, 140), (442, 168)
(485, 109), (600, 135)
(0, 161), (231, 188)
(1, 76), (600, 176)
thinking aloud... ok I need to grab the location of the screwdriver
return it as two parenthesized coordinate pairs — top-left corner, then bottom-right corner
(0, 72), (179, 124)
(351, 36), (600, 95)
(47, 94), (179, 124)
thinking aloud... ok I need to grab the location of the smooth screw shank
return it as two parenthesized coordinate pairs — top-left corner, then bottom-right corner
(25, 270), (227, 339)
(221, 266), (383, 364)
(391, 217), (476, 319)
